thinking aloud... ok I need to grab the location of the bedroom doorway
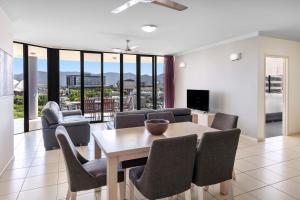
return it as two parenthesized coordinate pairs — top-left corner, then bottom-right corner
(264, 56), (288, 138)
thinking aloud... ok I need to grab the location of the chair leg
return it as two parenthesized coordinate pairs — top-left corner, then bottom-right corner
(220, 180), (232, 195)
(232, 170), (236, 180)
(129, 180), (135, 200)
(70, 192), (77, 200)
(119, 182), (126, 200)
(66, 189), (71, 200)
(184, 189), (192, 200)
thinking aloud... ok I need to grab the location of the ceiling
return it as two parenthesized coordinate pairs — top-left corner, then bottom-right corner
(1, 0), (300, 55)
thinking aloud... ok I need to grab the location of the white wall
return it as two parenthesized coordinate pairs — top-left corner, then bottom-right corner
(175, 37), (259, 138)
(0, 7), (14, 175)
(258, 37), (300, 137)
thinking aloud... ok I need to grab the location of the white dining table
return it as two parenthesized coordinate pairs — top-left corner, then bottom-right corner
(92, 122), (219, 200)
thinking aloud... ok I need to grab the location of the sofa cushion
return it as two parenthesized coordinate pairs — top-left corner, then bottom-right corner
(158, 108), (191, 116)
(42, 101), (61, 125)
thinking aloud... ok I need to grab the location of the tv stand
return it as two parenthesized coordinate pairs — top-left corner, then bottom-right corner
(191, 110), (215, 127)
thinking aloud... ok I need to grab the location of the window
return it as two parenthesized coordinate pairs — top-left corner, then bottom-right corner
(103, 53), (120, 120)
(123, 54), (137, 111)
(156, 56), (165, 109)
(140, 56), (154, 110)
(13, 43), (24, 134)
(83, 53), (102, 121)
(28, 46), (48, 131)
(59, 50), (81, 111)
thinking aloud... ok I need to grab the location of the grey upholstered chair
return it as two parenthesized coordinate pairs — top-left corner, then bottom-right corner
(115, 114), (145, 129)
(211, 112), (239, 130)
(55, 126), (125, 200)
(147, 111), (176, 123)
(42, 101), (90, 150)
(114, 113), (148, 192)
(192, 129), (240, 195)
(129, 134), (198, 200)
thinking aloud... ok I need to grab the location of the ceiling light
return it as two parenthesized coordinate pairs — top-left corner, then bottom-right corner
(141, 25), (157, 33)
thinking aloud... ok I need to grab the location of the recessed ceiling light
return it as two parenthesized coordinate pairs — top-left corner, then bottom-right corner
(141, 25), (157, 33)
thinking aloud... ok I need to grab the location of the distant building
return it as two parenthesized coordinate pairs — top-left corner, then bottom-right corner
(67, 75), (105, 88)
(124, 79), (136, 92)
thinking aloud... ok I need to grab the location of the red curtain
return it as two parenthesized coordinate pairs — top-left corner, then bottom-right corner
(164, 56), (175, 108)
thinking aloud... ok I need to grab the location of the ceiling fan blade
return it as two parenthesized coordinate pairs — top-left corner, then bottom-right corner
(130, 45), (139, 50)
(152, 0), (188, 11)
(112, 0), (142, 14)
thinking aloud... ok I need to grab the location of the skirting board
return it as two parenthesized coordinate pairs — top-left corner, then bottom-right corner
(0, 155), (15, 177)
(288, 131), (300, 136)
(240, 134), (260, 142)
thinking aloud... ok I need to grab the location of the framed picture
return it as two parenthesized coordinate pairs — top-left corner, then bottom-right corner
(0, 48), (13, 97)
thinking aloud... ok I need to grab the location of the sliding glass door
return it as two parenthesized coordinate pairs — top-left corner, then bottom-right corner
(123, 54), (137, 111)
(13, 42), (166, 130)
(156, 56), (165, 109)
(103, 53), (120, 121)
(13, 43), (24, 134)
(83, 53), (102, 122)
(59, 50), (81, 111)
(140, 56), (154, 110)
(28, 46), (48, 131)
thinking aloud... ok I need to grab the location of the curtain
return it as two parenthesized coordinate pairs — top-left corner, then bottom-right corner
(164, 56), (175, 108)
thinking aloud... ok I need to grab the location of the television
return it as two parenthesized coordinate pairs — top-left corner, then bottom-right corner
(187, 89), (209, 111)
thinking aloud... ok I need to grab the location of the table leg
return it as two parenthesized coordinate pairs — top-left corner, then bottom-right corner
(94, 141), (101, 159)
(107, 156), (118, 200)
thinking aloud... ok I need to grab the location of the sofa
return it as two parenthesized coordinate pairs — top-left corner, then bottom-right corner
(107, 108), (192, 129)
(41, 101), (90, 150)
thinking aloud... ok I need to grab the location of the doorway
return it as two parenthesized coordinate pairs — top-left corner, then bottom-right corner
(264, 56), (288, 138)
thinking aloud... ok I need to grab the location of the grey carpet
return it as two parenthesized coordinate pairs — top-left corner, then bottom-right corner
(265, 121), (282, 138)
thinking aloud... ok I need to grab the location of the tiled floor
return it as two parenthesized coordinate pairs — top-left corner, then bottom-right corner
(1, 124), (300, 200)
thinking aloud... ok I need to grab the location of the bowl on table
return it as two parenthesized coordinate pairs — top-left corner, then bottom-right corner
(144, 119), (169, 135)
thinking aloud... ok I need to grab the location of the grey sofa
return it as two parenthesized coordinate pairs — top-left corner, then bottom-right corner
(107, 108), (192, 129)
(41, 101), (90, 150)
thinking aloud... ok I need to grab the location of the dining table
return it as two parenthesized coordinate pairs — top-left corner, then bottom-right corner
(92, 121), (219, 200)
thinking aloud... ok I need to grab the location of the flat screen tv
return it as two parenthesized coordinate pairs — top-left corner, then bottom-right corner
(187, 89), (209, 111)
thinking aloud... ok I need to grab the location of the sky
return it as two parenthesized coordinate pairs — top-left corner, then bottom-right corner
(13, 58), (164, 75)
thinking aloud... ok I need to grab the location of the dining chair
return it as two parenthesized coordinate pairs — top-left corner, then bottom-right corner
(192, 129), (240, 196)
(211, 112), (239, 180)
(115, 113), (145, 129)
(114, 113), (149, 195)
(147, 111), (176, 123)
(103, 98), (116, 120)
(129, 134), (198, 200)
(84, 98), (96, 120)
(55, 126), (125, 200)
(211, 112), (239, 130)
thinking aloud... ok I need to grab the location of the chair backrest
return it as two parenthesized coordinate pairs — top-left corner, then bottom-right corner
(103, 98), (115, 112)
(115, 114), (145, 129)
(211, 112), (238, 130)
(137, 134), (198, 199)
(147, 111), (176, 123)
(192, 129), (240, 187)
(84, 98), (95, 112)
(42, 101), (61, 125)
(55, 126), (92, 191)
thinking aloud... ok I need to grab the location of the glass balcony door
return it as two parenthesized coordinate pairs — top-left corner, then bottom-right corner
(83, 53), (102, 122)
(103, 53), (120, 121)
(140, 56), (154, 110)
(123, 54), (137, 111)
(28, 46), (48, 131)
(13, 43), (25, 134)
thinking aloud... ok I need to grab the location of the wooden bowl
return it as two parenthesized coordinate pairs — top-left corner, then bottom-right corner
(144, 119), (169, 135)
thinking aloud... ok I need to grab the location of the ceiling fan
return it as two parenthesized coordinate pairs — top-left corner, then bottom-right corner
(112, 0), (188, 14)
(112, 40), (139, 53)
